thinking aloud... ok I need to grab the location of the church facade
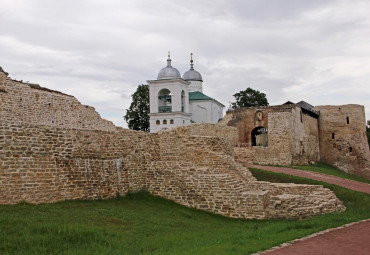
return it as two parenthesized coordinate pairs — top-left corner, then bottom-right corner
(148, 54), (224, 133)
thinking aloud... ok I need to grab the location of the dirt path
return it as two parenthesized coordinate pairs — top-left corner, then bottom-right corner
(256, 219), (370, 255)
(249, 165), (370, 194)
(248, 165), (370, 255)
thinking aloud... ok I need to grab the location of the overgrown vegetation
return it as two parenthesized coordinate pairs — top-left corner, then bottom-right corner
(292, 162), (370, 184)
(1, 174), (369, 255)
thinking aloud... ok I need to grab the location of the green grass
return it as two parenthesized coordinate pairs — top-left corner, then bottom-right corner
(292, 162), (370, 184)
(1, 176), (370, 255)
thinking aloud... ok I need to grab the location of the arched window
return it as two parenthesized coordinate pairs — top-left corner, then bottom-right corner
(158, 89), (172, 112)
(156, 120), (160, 125)
(251, 126), (268, 147)
(181, 90), (185, 112)
(163, 119), (167, 125)
(170, 119), (174, 124)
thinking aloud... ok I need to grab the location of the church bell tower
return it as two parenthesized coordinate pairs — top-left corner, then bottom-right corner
(148, 52), (191, 133)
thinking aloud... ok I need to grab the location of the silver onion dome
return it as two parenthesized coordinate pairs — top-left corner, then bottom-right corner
(182, 53), (203, 81)
(157, 52), (181, 80)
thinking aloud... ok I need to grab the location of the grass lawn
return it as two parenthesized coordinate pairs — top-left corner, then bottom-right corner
(292, 162), (370, 184)
(1, 174), (369, 255)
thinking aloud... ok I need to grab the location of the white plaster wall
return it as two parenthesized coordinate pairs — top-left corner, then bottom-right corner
(148, 79), (191, 133)
(190, 100), (224, 123)
(150, 114), (191, 133)
(148, 79), (190, 113)
(188, 81), (203, 93)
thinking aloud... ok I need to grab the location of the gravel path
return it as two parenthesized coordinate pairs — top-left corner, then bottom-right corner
(248, 164), (370, 255)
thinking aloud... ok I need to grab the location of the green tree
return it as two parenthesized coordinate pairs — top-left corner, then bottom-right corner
(124, 84), (149, 131)
(231, 87), (269, 109)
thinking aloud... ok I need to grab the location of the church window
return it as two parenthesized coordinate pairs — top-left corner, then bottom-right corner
(332, 133), (335, 139)
(163, 119), (167, 125)
(170, 119), (174, 124)
(346, 116), (350, 124)
(156, 120), (160, 125)
(181, 90), (185, 112)
(158, 89), (172, 112)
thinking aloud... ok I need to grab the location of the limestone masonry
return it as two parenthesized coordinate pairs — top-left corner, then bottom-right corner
(0, 69), (347, 219)
(225, 102), (370, 179)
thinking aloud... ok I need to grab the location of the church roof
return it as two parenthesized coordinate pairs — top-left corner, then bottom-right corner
(182, 53), (203, 81)
(183, 69), (203, 81)
(189, 91), (225, 106)
(157, 53), (181, 80)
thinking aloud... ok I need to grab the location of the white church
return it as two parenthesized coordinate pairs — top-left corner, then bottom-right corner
(148, 53), (225, 133)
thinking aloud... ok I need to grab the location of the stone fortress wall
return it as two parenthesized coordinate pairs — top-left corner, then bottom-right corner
(314, 105), (370, 178)
(0, 69), (345, 219)
(0, 70), (116, 132)
(229, 105), (320, 166)
(226, 103), (370, 179)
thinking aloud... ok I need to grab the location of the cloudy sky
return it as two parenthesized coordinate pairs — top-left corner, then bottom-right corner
(1, 0), (370, 127)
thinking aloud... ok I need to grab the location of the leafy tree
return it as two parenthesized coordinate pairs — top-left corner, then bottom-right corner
(231, 87), (269, 109)
(124, 84), (149, 131)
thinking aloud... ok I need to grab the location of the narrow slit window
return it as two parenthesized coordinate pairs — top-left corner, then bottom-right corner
(346, 116), (349, 124)
(332, 133), (335, 139)
(349, 146), (352, 152)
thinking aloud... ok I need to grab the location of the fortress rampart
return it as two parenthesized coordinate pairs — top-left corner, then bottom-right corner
(0, 69), (345, 219)
(314, 105), (370, 178)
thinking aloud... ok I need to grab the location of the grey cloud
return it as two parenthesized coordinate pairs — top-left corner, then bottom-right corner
(1, 0), (370, 127)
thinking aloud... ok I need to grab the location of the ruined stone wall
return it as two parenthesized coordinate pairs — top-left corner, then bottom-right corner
(0, 123), (155, 204)
(0, 70), (5, 92)
(0, 69), (345, 218)
(0, 72), (116, 131)
(171, 123), (239, 143)
(289, 107), (320, 165)
(224, 107), (271, 145)
(226, 105), (319, 166)
(0, 121), (344, 219)
(314, 105), (370, 178)
(253, 110), (293, 165)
